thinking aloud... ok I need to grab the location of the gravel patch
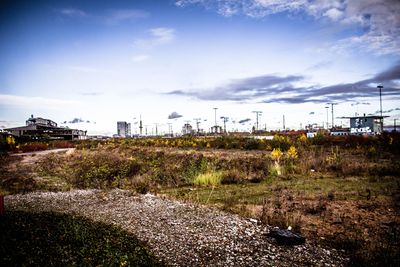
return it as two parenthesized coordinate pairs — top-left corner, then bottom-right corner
(5, 189), (348, 266)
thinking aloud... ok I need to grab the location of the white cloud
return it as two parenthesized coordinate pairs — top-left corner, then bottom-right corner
(66, 65), (115, 74)
(0, 94), (81, 108)
(132, 54), (150, 62)
(133, 27), (176, 49)
(59, 8), (87, 17)
(175, 0), (400, 55)
(324, 8), (343, 21)
(57, 8), (148, 25)
(105, 9), (149, 25)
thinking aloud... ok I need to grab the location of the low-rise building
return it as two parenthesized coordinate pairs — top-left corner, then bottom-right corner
(182, 123), (194, 135)
(5, 115), (87, 140)
(345, 115), (387, 135)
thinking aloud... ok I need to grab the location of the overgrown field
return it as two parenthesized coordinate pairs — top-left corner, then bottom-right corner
(1, 133), (400, 266)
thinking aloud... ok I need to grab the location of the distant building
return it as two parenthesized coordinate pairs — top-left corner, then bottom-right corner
(210, 125), (223, 134)
(5, 115), (87, 140)
(344, 115), (387, 135)
(330, 128), (350, 136)
(182, 123), (194, 135)
(117, 121), (131, 137)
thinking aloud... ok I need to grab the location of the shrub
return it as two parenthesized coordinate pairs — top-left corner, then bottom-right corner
(65, 152), (141, 188)
(287, 146), (298, 159)
(130, 175), (151, 194)
(221, 170), (244, 184)
(193, 171), (223, 186)
(243, 138), (261, 150)
(18, 143), (48, 152)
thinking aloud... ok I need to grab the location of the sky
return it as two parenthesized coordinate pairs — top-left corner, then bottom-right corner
(1, 0), (399, 136)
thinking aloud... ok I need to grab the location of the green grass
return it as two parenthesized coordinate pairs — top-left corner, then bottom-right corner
(0, 210), (164, 267)
(193, 171), (223, 186)
(162, 174), (399, 206)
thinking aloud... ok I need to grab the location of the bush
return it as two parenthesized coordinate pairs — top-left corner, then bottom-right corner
(65, 152), (141, 188)
(18, 143), (48, 152)
(221, 170), (244, 184)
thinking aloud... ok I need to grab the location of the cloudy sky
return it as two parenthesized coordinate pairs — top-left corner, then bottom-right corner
(1, 0), (399, 135)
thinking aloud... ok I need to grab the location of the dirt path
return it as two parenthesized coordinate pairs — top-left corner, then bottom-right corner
(5, 189), (348, 267)
(12, 148), (75, 165)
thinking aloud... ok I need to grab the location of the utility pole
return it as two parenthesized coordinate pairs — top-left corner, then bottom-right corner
(327, 103), (338, 129)
(139, 115), (143, 136)
(394, 119), (397, 132)
(325, 106), (329, 129)
(252, 111), (262, 132)
(193, 118), (201, 133)
(377, 85), (384, 131)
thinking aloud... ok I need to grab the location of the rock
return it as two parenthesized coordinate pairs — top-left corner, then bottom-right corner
(268, 228), (306, 246)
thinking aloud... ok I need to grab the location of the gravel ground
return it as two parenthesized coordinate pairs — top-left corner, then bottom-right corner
(5, 189), (348, 266)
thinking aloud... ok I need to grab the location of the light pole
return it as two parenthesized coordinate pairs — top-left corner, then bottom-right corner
(213, 108), (218, 126)
(377, 85), (383, 118)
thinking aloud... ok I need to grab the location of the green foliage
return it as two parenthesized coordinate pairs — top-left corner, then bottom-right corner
(65, 151), (141, 188)
(270, 135), (292, 151)
(0, 211), (164, 267)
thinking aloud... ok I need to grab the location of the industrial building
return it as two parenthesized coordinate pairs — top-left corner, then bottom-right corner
(5, 115), (87, 140)
(182, 123), (194, 135)
(344, 115), (387, 135)
(117, 121), (131, 137)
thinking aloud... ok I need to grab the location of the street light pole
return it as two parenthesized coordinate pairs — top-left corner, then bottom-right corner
(213, 107), (218, 126)
(325, 106), (329, 129)
(377, 85), (383, 118)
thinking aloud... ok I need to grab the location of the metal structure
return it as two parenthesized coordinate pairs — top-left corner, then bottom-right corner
(139, 115), (143, 136)
(377, 85), (383, 118)
(193, 118), (201, 133)
(252, 111), (262, 132)
(220, 116), (228, 133)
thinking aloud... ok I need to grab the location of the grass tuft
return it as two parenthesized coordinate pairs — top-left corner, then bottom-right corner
(193, 171), (223, 186)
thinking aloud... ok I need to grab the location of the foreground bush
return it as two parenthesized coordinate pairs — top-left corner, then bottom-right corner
(0, 210), (164, 267)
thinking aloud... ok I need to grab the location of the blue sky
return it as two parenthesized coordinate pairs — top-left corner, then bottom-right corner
(1, 0), (399, 135)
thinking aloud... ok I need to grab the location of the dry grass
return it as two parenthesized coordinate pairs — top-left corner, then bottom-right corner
(2, 140), (400, 266)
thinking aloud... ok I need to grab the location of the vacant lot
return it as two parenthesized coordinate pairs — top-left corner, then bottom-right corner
(1, 135), (399, 266)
